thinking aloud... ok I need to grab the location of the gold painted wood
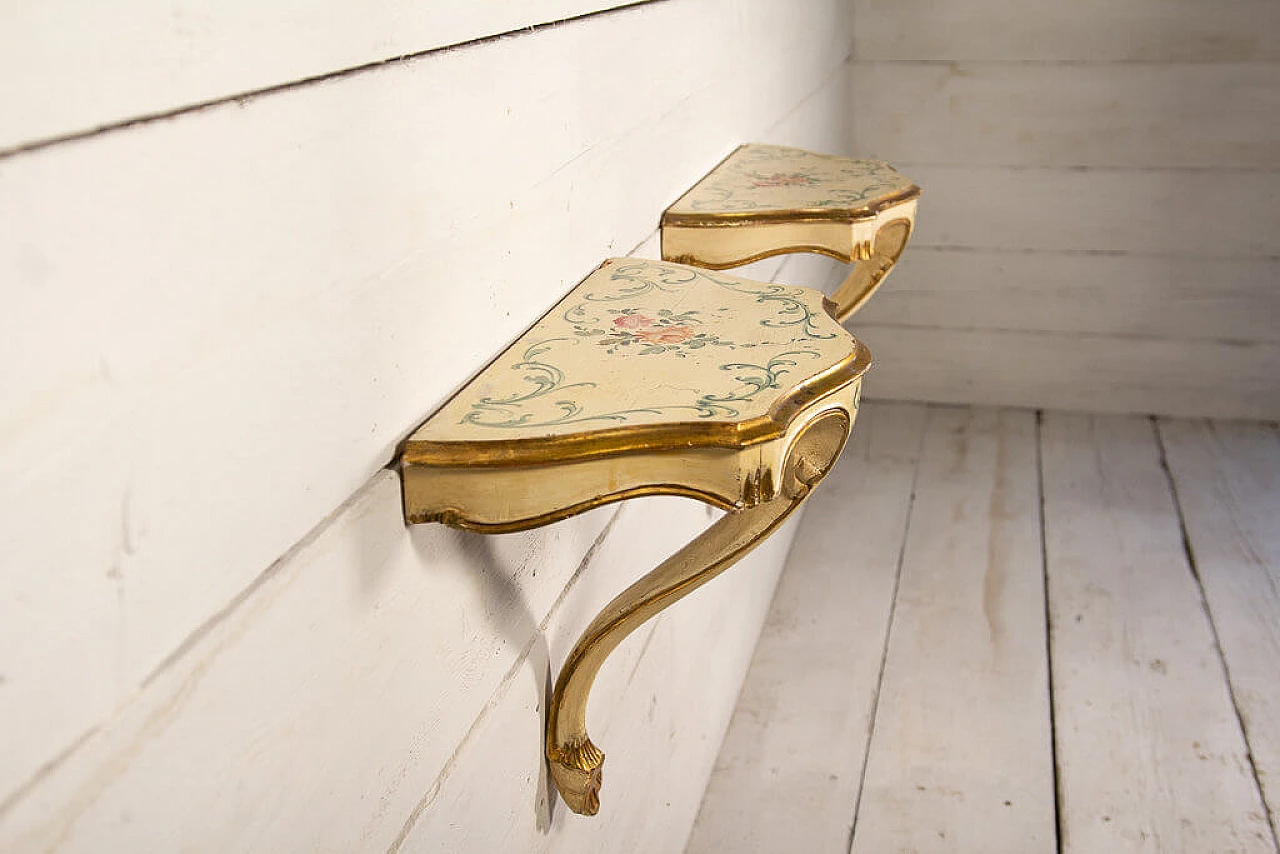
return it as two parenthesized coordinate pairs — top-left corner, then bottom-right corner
(398, 258), (868, 814)
(661, 144), (920, 322)
(545, 409), (849, 814)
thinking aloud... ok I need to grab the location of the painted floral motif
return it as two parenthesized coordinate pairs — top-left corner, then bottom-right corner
(563, 262), (836, 349)
(461, 341), (824, 429)
(669, 144), (914, 213)
(747, 171), (819, 188)
(611, 312), (654, 330)
(571, 308), (734, 356)
(412, 259), (860, 440)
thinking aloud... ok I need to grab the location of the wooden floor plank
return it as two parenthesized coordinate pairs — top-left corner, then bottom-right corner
(1159, 418), (1280, 845)
(1041, 413), (1275, 853)
(684, 402), (929, 853)
(850, 407), (1056, 853)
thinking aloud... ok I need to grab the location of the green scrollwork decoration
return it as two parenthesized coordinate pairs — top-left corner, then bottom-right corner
(694, 351), (821, 417)
(565, 262), (834, 342)
(461, 339), (668, 429)
(460, 342), (824, 429)
(684, 145), (913, 212)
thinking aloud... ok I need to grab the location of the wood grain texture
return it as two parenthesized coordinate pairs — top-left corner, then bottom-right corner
(0, 2), (644, 151)
(0, 0), (855, 805)
(851, 62), (1280, 169)
(854, 248), (1280, 343)
(836, 163), (1280, 417)
(852, 0), (1280, 62)
(853, 325), (1280, 421)
(904, 165), (1280, 257)
(850, 407), (1056, 853)
(394, 505), (802, 853)
(0, 471), (799, 852)
(841, 0), (1277, 419)
(1041, 412), (1275, 853)
(1160, 418), (1280, 837)
(691, 408), (1280, 852)
(685, 402), (928, 852)
(0, 471), (613, 850)
(785, 183), (1278, 421)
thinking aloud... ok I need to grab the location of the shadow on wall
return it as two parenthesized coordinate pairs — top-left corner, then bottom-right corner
(400, 509), (629, 834)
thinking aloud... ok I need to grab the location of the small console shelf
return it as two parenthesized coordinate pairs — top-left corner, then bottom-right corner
(397, 147), (918, 816)
(662, 143), (919, 321)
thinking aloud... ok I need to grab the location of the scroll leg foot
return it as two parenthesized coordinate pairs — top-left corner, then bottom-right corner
(548, 738), (604, 816)
(546, 410), (850, 815)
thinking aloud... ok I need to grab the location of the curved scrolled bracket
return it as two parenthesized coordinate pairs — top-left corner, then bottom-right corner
(661, 209), (917, 325)
(828, 216), (914, 322)
(545, 410), (851, 815)
(399, 256), (871, 818)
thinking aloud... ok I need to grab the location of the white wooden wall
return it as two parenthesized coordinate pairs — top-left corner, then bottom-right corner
(834, 0), (1280, 420)
(0, 2), (858, 850)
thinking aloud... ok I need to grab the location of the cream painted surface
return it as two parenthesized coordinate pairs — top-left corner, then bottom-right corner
(0, 0), (856, 811)
(0, 2), (642, 151)
(846, 0), (1279, 419)
(666, 144), (914, 216)
(413, 258), (856, 441)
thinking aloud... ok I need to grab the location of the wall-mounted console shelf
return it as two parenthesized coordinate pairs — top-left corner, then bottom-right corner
(397, 147), (918, 816)
(662, 143), (919, 321)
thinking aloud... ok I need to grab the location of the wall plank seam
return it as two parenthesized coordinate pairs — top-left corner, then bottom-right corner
(0, 466), (410, 813)
(851, 59), (1280, 67)
(0, 0), (670, 160)
(895, 246), (1280, 258)
(385, 505), (629, 852)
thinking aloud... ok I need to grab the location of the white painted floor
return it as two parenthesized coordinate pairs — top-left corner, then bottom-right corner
(686, 402), (1280, 854)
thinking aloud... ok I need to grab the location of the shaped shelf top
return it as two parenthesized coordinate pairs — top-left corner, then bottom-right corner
(403, 258), (868, 467)
(663, 143), (918, 225)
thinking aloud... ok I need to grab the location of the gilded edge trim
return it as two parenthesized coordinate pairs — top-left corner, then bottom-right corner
(410, 483), (740, 532)
(661, 184), (921, 227)
(401, 340), (871, 468)
(664, 243), (855, 269)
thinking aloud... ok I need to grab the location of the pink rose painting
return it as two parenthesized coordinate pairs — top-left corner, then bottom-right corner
(612, 313), (655, 330)
(580, 308), (729, 356)
(635, 325), (694, 345)
(748, 171), (818, 188)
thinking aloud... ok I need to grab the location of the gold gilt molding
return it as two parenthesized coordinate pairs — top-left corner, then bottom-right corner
(544, 408), (850, 815)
